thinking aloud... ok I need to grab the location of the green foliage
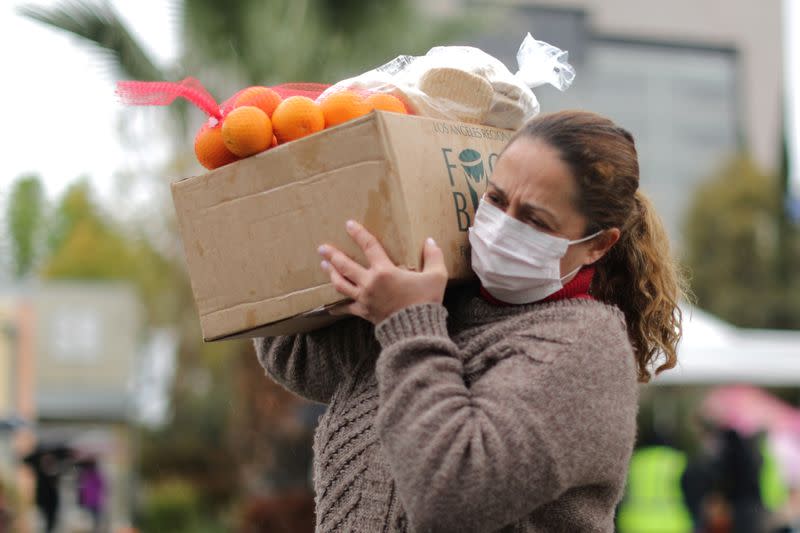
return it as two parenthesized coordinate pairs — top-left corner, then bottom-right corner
(30, 179), (185, 326)
(136, 339), (241, 514)
(684, 155), (800, 328)
(180, 0), (472, 88)
(7, 174), (45, 278)
(139, 479), (227, 533)
(44, 179), (94, 254)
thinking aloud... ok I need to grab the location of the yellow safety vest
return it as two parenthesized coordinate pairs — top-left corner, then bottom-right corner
(760, 436), (789, 511)
(617, 446), (694, 533)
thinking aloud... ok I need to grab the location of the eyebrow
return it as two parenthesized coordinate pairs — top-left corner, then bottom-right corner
(487, 180), (561, 230)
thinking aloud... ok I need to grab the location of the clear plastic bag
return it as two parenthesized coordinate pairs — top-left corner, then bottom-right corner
(318, 32), (575, 130)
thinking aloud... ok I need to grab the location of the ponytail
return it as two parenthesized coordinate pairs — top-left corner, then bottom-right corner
(592, 191), (687, 382)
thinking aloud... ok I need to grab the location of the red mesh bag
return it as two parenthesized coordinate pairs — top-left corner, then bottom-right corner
(268, 83), (331, 100)
(116, 78), (334, 169)
(116, 77), (331, 121)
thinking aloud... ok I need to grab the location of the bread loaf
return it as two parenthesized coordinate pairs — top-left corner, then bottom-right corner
(415, 67), (493, 124)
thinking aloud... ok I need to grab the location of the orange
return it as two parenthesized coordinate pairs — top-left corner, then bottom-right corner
(194, 122), (240, 170)
(271, 96), (325, 143)
(233, 86), (283, 117)
(319, 90), (372, 128)
(364, 93), (408, 114)
(221, 106), (273, 157)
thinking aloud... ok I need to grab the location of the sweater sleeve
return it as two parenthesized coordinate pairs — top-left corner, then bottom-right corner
(373, 303), (637, 533)
(253, 316), (371, 404)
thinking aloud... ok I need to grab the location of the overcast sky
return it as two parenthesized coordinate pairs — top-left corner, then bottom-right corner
(0, 0), (179, 203)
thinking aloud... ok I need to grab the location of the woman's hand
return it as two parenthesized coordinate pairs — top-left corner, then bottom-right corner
(318, 220), (448, 325)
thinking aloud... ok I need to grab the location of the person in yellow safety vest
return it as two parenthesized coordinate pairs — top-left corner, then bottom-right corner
(760, 434), (790, 513)
(617, 445), (694, 533)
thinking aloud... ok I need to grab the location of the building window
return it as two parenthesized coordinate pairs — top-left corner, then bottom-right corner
(50, 310), (101, 362)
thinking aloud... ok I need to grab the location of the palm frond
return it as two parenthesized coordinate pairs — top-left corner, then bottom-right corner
(18, 0), (165, 81)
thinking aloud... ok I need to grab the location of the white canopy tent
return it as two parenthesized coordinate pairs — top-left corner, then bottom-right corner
(653, 305), (800, 385)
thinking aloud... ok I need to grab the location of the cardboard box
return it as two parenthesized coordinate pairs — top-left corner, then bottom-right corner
(171, 111), (513, 341)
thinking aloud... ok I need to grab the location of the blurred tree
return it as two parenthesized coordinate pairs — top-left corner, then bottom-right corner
(683, 155), (800, 328)
(40, 180), (185, 326)
(227, 342), (313, 493)
(7, 174), (46, 278)
(44, 179), (95, 255)
(179, 0), (468, 85)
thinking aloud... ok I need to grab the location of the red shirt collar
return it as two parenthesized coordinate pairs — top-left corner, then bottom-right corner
(479, 266), (596, 307)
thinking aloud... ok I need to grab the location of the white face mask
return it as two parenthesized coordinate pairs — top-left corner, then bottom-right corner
(468, 199), (602, 304)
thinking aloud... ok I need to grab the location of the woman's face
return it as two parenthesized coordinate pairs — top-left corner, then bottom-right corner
(482, 137), (618, 279)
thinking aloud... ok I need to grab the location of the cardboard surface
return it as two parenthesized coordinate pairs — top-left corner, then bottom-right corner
(171, 111), (513, 341)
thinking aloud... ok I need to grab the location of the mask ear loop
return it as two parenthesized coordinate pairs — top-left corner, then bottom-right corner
(560, 228), (604, 281)
(567, 228), (604, 245)
(559, 263), (584, 282)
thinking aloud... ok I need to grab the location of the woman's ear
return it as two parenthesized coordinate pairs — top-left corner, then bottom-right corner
(585, 227), (620, 265)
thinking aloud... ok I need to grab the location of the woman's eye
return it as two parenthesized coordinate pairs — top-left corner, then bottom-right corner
(529, 219), (549, 230)
(487, 194), (504, 206)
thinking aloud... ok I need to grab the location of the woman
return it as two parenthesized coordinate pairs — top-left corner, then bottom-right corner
(254, 110), (686, 532)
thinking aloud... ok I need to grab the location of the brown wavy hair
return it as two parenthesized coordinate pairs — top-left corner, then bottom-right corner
(509, 110), (688, 382)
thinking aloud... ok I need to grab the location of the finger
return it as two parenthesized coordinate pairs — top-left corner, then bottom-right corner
(319, 244), (367, 284)
(317, 243), (340, 262)
(346, 220), (392, 267)
(328, 248), (368, 285)
(322, 261), (359, 300)
(422, 237), (448, 276)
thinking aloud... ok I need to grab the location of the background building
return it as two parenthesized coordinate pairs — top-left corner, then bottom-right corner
(0, 282), (144, 532)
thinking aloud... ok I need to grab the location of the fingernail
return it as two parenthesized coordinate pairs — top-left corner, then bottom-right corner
(320, 260), (330, 271)
(345, 220), (356, 230)
(317, 245), (329, 256)
(426, 237), (436, 247)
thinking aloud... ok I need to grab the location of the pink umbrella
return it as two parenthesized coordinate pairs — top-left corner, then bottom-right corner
(702, 385), (800, 437)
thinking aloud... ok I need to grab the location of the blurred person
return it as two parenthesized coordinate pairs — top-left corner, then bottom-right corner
(717, 428), (766, 532)
(23, 449), (67, 533)
(254, 110), (687, 531)
(617, 431), (694, 533)
(76, 457), (106, 533)
(761, 433), (791, 527)
(766, 431), (800, 533)
(682, 416), (725, 532)
(682, 418), (770, 533)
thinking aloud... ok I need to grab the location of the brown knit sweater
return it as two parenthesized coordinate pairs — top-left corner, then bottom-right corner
(253, 283), (639, 532)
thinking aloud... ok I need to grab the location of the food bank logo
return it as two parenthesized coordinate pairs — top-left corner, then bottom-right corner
(442, 148), (499, 231)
